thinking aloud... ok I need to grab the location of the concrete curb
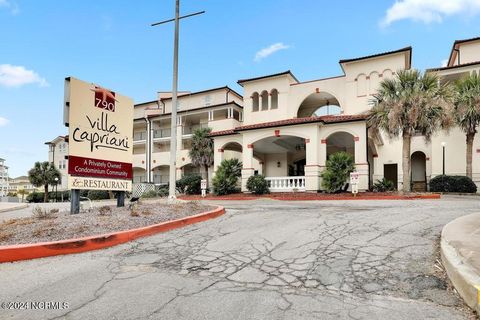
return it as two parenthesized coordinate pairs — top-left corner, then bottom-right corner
(0, 206), (225, 263)
(441, 216), (480, 314)
(179, 193), (441, 201)
(0, 204), (28, 213)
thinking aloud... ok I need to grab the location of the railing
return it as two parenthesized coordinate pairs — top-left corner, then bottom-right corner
(133, 132), (147, 141)
(182, 123), (209, 135)
(133, 176), (146, 183)
(265, 176), (306, 192)
(153, 175), (169, 185)
(153, 128), (171, 139)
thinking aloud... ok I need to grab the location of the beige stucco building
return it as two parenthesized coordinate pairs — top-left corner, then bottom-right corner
(52, 36), (480, 193)
(45, 136), (69, 190)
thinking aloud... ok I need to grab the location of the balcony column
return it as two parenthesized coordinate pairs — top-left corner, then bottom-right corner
(305, 129), (320, 192)
(241, 143), (255, 192)
(268, 94), (272, 110)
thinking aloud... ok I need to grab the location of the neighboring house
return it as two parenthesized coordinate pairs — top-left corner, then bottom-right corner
(0, 158), (9, 197)
(44, 136), (68, 191)
(50, 36), (480, 193)
(9, 175), (41, 198)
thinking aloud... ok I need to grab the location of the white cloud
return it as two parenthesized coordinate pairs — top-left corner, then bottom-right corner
(0, 64), (48, 88)
(254, 43), (290, 62)
(0, 117), (9, 127)
(381, 0), (480, 26)
(0, 0), (19, 14)
(441, 59), (449, 67)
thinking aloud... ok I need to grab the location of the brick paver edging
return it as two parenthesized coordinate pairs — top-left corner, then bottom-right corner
(0, 206), (225, 263)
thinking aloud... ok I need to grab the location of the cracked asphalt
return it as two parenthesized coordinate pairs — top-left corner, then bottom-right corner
(1, 195), (479, 319)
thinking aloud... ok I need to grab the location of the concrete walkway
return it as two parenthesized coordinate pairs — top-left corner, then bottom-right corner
(0, 202), (28, 213)
(441, 212), (480, 314)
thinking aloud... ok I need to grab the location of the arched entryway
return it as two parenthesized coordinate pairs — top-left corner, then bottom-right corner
(411, 151), (427, 192)
(152, 165), (169, 185)
(133, 167), (146, 183)
(326, 132), (355, 162)
(297, 92), (341, 118)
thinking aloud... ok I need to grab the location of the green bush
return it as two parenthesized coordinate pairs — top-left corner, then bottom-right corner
(141, 190), (158, 198)
(176, 174), (203, 195)
(246, 175), (269, 195)
(212, 159), (242, 195)
(429, 175), (477, 193)
(86, 190), (110, 200)
(26, 192), (44, 203)
(372, 178), (395, 192)
(321, 152), (355, 193)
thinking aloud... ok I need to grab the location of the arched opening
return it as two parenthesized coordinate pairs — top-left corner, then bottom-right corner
(252, 92), (259, 112)
(326, 132), (355, 162)
(152, 165), (169, 185)
(261, 90), (269, 111)
(270, 89), (278, 109)
(133, 167), (146, 183)
(411, 151), (427, 192)
(297, 92), (341, 118)
(182, 163), (201, 177)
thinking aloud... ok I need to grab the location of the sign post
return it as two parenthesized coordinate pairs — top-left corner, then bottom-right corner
(201, 179), (207, 198)
(350, 171), (359, 197)
(64, 77), (134, 213)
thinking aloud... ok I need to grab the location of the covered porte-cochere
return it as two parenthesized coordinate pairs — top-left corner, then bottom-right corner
(212, 116), (370, 193)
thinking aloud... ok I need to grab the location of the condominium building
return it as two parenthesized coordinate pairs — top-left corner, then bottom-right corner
(0, 158), (9, 197)
(50, 36), (480, 193)
(44, 136), (69, 190)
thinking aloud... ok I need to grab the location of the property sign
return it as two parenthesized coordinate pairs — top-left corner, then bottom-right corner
(64, 77), (133, 191)
(350, 171), (359, 194)
(201, 179), (207, 198)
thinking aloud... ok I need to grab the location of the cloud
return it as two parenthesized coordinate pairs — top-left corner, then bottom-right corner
(0, 64), (48, 88)
(441, 59), (449, 67)
(0, 117), (8, 127)
(254, 43), (290, 62)
(381, 0), (480, 26)
(0, 0), (19, 14)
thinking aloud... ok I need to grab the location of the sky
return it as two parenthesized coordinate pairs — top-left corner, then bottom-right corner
(1, 0), (480, 177)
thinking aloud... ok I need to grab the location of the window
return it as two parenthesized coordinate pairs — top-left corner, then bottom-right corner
(270, 89), (278, 109)
(252, 92), (259, 112)
(261, 91), (268, 110)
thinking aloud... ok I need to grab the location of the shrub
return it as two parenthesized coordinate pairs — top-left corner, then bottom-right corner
(98, 205), (112, 215)
(321, 152), (355, 193)
(429, 175), (477, 193)
(372, 178), (395, 192)
(246, 175), (269, 195)
(212, 159), (242, 195)
(141, 190), (158, 198)
(32, 206), (56, 219)
(86, 190), (110, 200)
(176, 174), (203, 195)
(27, 192), (44, 203)
(157, 185), (169, 197)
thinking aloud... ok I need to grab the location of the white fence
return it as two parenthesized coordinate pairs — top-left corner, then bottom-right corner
(265, 176), (306, 192)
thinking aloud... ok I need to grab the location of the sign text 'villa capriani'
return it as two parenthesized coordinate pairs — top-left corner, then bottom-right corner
(64, 77), (134, 191)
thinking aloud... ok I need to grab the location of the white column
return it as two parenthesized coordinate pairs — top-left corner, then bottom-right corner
(242, 143), (255, 192)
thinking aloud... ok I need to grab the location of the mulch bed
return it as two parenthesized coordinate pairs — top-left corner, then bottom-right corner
(178, 192), (441, 201)
(0, 201), (215, 246)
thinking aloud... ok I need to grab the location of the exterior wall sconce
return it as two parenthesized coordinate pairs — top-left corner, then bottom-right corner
(277, 161), (281, 168)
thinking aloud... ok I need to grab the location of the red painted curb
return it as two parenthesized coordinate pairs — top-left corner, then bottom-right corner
(0, 206), (225, 263)
(178, 194), (441, 201)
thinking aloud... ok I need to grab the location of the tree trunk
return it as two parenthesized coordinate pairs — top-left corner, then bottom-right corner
(466, 132), (475, 179)
(204, 165), (209, 188)
(402, 134), (412, 193)
(44, 184), (49, 203)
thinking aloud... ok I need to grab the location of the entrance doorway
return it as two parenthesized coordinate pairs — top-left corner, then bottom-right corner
(384, 164), (398, 190)
(411, 151), (427, 192)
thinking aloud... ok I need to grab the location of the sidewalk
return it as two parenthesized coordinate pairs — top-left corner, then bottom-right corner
(0, 202), (28, 213)
(441, 213), (480, 314)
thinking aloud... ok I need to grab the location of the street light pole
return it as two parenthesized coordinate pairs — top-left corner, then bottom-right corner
(54, 177), (59, 203)
(151, 1), (205, 201)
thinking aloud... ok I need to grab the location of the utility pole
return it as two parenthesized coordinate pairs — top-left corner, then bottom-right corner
(151, 1), (205, 201)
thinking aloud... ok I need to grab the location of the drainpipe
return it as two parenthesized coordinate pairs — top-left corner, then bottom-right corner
(366, 125), (371, 190)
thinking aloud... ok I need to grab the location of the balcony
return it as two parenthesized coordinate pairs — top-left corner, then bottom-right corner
(182, 123), (209, 135)
(265, 176), (306, 192)
(153, 174), (169, 185)
(153, 128), (171, 139)
(133, 132), (147, 142)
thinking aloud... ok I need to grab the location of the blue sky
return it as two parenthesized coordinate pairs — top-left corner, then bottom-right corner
(1, 0), (480, 177)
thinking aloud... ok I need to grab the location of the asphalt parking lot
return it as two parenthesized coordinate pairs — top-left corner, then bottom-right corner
(1, 196), (479, 319)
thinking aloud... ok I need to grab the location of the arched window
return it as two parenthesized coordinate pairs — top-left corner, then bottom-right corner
(270, 89), (278, 109)
(252, 92), (259, 112)
(261, 90), (268, 111)
(356, 74), (367, 97)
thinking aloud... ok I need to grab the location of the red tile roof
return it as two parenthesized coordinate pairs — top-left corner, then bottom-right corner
(209, 114), (367, 136)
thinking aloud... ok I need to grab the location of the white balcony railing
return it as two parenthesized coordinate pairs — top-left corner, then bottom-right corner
(153, 128), (171, 139)
(133, 132), (147, 141)
(265, 176), (306, 192)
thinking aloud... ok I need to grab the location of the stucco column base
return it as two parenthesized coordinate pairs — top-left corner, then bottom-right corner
(241, 168), (254, 192)
(355, 163), (369, 191)
(305, 165), (322, 192)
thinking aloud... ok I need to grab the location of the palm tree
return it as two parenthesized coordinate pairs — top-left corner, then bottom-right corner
(453, 73), (480, 179)
(28, 161), (61, 202)
(368, 69), (453, 192)
(17, 188), (28, 203)
(189, 127), (214, 187)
